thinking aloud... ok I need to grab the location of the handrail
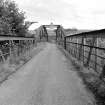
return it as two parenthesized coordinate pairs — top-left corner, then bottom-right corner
(0, 35), (34, 40)
(0, 35), (35, 63)
(57, 28), (105, 74)
(66, 29), (105, 38)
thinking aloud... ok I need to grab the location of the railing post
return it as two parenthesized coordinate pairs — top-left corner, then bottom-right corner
(9, 40), (15, 63)
(18, 40), (20, 56)
(56, 30), (57, 42)
(95, 38), (98, 72)
(85, 37), (96, 67)
(78, 37), (84, 61)
(9, 40), (12, 57)
(82, 37), (85, 64)
(0, 49), (5, 63)
(64, 37), (66, 50)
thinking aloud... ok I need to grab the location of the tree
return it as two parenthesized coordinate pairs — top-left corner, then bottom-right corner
(0, 0), (27, 36)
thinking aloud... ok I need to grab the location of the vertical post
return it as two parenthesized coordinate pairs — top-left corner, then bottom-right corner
(19, 40), (21, 55)
(18, 40), (20, 56)
(27, 40), (29, 55)
(9, 40), (15, 63)
(33, 39), (34, 47)
(69, 38), (72, 54)
(85, 37), (96, 67)
(76, 38), (79, 58)
(31, 40), (33, 49)
(9, 40), (12, 57)
(21, 40), (24, 54)
(34, 38), (36, 46)
(95, 37), (98, 72)
(31, 40), (32, 49)
(60, 31), (62, 39)
(69, 38), (70, 53)
(82, 38), (84, 64)
(64, 37), (66, 50)
(40, 30), (42, 41)
(0, 49), (5, 63)
(25, 40), (28, 56)
(23, 40), (25, 54)
(47, 33), (48, 42)
(29, 40), (31, 50)
(13, 40), (17, 59)
(56, 29), (57, 42)
(15, 41), (18, 58)
(61, 31), (64, 46)
(21, 40), (23, 55)
(78, 37), (84, 61)
(28, 40), (30, 51)
(25, 40), (27, 52)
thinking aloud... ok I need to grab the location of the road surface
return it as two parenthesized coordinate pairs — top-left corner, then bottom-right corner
(0, 43), (94, 105)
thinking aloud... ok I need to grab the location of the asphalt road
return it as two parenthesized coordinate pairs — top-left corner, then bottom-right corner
(0, 43), (94, 105)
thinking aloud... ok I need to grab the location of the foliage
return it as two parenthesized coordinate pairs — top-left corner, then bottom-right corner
(0, 0), (27, 36)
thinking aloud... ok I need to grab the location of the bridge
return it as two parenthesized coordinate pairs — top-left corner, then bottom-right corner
(0, 24), (105, 105)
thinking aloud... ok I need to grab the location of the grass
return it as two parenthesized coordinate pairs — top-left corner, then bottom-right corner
(72, 61), (105, 105)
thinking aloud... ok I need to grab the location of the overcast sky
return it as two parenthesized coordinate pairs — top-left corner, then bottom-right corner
(14, 0), (105, 30)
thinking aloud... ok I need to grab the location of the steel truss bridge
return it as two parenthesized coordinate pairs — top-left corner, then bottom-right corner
(0, 24), (105, 75)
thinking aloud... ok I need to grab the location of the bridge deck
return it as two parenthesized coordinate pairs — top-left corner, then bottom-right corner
(0, 43), (94, 105)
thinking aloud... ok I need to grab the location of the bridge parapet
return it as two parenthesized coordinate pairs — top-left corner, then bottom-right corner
(58, 29), (105, 75)
(0, 35), (35, 63)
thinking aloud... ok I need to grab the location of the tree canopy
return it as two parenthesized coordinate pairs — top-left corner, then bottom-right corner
(0, 0), (28, 36)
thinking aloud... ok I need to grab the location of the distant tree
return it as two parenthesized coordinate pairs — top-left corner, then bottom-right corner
(65, 28), (78, 32)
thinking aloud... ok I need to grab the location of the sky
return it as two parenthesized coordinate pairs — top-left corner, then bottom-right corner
(14, 0), (105, 30)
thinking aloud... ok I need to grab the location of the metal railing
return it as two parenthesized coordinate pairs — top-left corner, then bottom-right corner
(58, 29), (105, 74)
(0, 36), (35, 64)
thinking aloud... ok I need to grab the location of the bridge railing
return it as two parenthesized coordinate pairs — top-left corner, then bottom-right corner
(0, 35), (35, 64)
(59, 29), (105, 74)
